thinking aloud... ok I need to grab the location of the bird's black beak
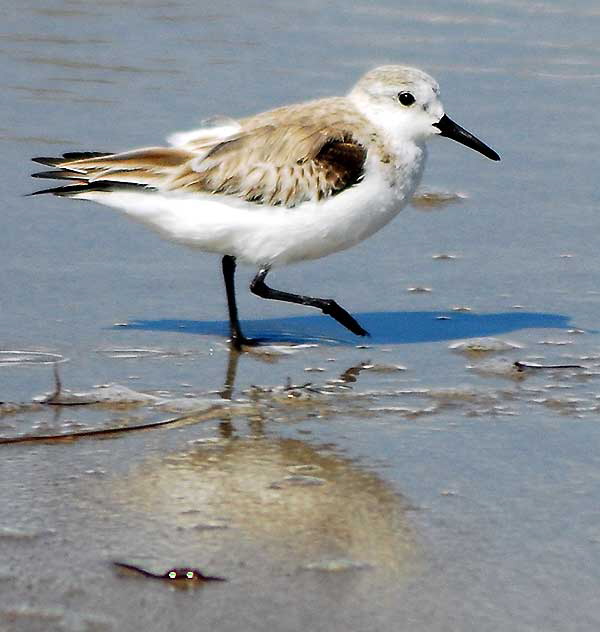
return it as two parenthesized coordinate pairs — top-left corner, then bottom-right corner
(433, 114), (500, 161)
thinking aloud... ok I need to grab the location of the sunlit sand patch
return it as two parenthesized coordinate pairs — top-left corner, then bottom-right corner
(97, 348), (193, 360)
(154, 396), (231, 413)
(36, 383), (164, 406)
(246, 343), (322, 355)
(360, 363), (407, 373)
(468, 359), (529, 379)
(449, 337), (523, 355)
(425, 386), (503, 405)
(369, 405), (437, 418)
(537, 339), (573, 346)
(411, 189), (468, 209)
(300, 559), (373, 572)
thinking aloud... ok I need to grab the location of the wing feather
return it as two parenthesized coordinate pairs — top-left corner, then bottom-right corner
(31, 98), (375, 206)
(165, 123), (367, 206)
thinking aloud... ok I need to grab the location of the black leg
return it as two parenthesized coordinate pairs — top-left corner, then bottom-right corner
(222, 255), (250, 350)
(250, 267), (369, 337)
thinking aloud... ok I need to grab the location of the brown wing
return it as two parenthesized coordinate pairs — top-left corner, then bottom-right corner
(32, 98), (371, 206)
(165, 123), (367, 207)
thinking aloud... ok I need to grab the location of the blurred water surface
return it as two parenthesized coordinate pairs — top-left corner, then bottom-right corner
(1, 1), (600, 630)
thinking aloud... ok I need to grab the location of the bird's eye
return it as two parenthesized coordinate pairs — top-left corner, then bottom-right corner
(398, 92), (415, 106)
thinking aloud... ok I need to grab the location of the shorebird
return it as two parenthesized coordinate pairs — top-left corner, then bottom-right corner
(31, 65), (499, 350)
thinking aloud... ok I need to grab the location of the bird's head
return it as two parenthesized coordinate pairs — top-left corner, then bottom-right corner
(349, 65), (500, 161)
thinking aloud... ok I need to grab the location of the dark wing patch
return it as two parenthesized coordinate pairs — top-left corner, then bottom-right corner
(314, 140), (366, 199)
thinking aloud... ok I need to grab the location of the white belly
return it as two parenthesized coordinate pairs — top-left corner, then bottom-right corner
(79, 152), (425, 267)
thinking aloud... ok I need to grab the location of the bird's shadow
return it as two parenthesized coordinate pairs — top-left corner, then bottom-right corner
(117, 310), (573, 346)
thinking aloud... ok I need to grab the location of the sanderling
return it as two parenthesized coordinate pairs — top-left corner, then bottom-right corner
(32, 65), (499, 349)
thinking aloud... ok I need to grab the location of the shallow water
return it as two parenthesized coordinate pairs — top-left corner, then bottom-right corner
(2, 0), (600, 630)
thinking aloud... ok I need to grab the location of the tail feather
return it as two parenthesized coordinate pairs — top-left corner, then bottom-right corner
(30, 147), (194, 196)
(28, 181), (149, 197)
(32, 169), (86, 180)
(61, 151), (113, 161)
(32, 151), (112, 167)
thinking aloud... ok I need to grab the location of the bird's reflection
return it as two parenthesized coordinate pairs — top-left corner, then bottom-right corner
(107, 435), (418, 580)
